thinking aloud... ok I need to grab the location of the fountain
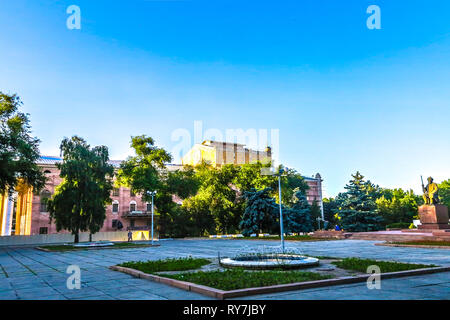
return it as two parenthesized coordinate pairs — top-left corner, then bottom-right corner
(72, 241), (114, 248)
(219, 246), (319, 270)
(220, 168), (320, 270)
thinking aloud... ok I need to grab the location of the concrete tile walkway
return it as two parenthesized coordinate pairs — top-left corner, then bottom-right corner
(0, 239), (449, 300)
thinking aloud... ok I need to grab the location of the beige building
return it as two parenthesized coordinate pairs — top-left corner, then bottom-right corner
(182, 140), (272, 167)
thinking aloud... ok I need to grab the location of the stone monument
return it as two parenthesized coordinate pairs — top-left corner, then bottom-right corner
(418, 177), (450, 230)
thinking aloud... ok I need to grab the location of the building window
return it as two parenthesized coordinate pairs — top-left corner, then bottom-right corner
(112, 202), (119, 214)
(40, 190), (51, 212)
(130, 203), (136, 212)
(39, 227), (48, 235)
(112, 188), (119, 197)
(146, 203), (152, 212)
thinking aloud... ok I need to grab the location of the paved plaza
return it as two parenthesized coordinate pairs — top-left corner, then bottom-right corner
(0, 239), (449, 300)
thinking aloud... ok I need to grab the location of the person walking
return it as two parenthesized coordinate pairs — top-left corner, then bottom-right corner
(128, 229), (133, 242)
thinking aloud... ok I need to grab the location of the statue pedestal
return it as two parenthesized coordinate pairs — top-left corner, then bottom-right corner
(418, 205), (450, 230)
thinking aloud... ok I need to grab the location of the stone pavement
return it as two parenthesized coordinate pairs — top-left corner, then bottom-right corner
(0, 239), (449, 300)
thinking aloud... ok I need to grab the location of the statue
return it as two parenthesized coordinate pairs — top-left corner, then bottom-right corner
(415, 176), (448, 231)
(422, 176), (439, 205)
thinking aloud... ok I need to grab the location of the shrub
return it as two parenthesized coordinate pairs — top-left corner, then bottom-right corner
(386, 222), (411, 229)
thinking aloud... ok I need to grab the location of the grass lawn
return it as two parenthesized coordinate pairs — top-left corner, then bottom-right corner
(162, 269), (332, 291)
(332, 257), (435, 273)
(40, 242), (154, 251)
(391, 240), (450, 247)
(119, 257), (211, 273)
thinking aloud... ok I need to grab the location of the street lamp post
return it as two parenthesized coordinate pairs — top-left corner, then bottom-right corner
(147, 190), (157, 245)
(277, 168), (285, 253)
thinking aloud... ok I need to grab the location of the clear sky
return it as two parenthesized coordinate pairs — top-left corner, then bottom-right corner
(1, 0), (449, 197)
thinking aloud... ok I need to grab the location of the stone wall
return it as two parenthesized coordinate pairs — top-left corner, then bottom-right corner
(0, 231), (130, 247)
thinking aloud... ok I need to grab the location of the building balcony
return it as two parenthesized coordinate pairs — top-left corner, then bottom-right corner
(121, 211), (159, 218)
(127, 226), (151, 231)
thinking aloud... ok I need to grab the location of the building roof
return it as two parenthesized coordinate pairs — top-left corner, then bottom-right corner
(37, 156), (63, 165)
(38, 156), (122, 168)
(202, 140), (246, 147)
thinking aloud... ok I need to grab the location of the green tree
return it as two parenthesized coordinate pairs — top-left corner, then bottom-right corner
(310, 200), (322, 230)
(157, 167), (201, 237)
(240, 188), (279, 236)
(182, 196), (216, 236)
(232, 163), (309, 206)
(285, 190), (313, 233)
(183, 164), (240, 234)
(233, 162), (277, 192)
(376, 189), (418, 225)
(0, 92), (46, 195)
(280, 167), (310, 206)
(48, 136), (114, 243)
(439, 179), (450, 207)
(116, 135), (173, 236)
(116, 135), (172, 196)
(165, 166), (200, 199)
(334, 172), (383, 232)
(323, 197), (339, 228)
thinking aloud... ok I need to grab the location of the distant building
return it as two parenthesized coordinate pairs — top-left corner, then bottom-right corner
(182, 140), (272, 167)
(0, 156), (156, 236)
(303, 173), (325, 220)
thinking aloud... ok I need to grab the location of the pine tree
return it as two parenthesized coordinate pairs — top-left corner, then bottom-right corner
(334, 172), (383, 232)
(239, 188), (278, 237)
(285, 190), (313, 233)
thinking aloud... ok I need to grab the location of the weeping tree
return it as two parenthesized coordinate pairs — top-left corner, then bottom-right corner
(239, 188), (279, 237)
(285, 190), (313, 233)
(48, 136), (114, 243)
(0, 92), (46, 195)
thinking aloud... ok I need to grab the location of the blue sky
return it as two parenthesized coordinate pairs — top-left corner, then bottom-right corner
(0, 0), (449, 196)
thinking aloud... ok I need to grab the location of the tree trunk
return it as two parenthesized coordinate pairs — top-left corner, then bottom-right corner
(89, 233), (92, 242)
(74, 232), (79, 243)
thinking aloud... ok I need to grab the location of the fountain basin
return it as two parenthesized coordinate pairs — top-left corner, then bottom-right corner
(220, 254), (319, 270)
(72, 241), (114, 248)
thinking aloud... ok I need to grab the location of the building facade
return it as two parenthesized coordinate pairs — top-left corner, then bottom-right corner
(182, 140), (272, 167)
(303, 173), (325, 220)
(0, 156), (156, 236)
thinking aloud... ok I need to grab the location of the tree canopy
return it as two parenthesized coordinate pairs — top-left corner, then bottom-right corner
(116, 135), (172, 202)
(284, 190), (314, 233)
(239, 188), (279, 236)
(0, 92), (45, 195)
(439, 179), (450, 208)
(48, 136), (114, 242)
(333, 171), (383, 232)
(375, 188), (419, 225)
